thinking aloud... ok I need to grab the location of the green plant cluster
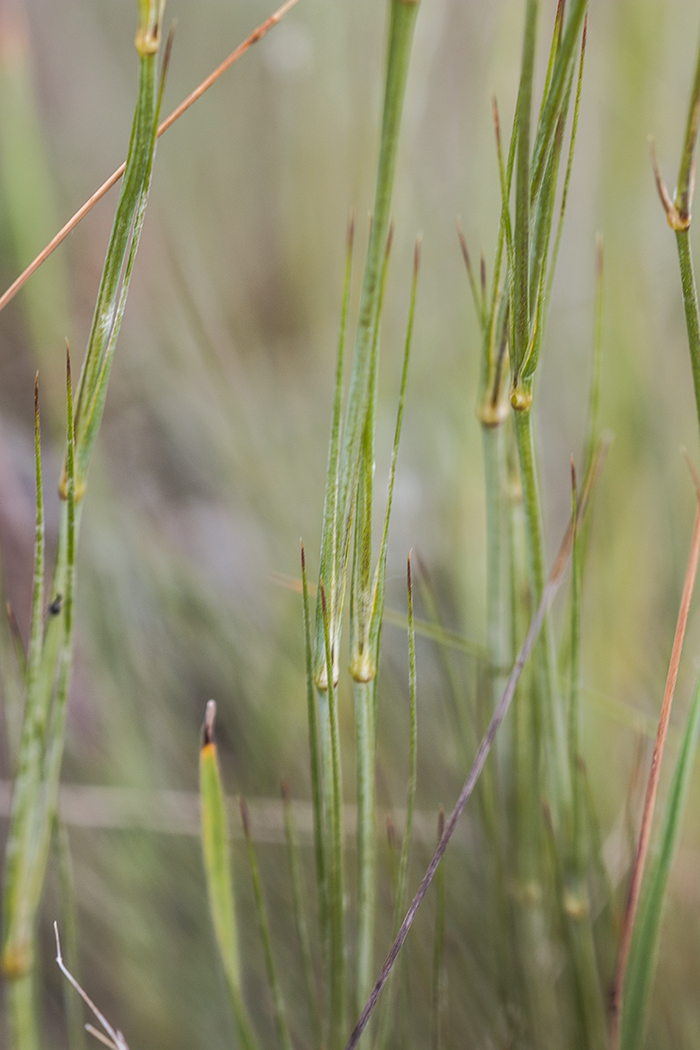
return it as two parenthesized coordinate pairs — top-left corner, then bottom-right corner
(3, 2), (700, 1050)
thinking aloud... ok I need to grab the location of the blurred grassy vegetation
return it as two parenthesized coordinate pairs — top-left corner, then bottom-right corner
(3, 0), (700, 1046)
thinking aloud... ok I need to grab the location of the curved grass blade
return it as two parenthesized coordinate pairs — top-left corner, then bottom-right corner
(610, 483), (700, 1049)
(619, 672), (700, 1050)
(301, 543), (327, 966)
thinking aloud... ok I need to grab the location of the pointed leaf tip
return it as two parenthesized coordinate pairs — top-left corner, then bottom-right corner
(239, 796), (251, 834)
(203, 699), (217, 747)
(414, 234), (422, 274)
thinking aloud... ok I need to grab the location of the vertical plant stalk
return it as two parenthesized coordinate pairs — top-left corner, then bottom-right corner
(352, 238), (419, 1020)
(609, 484), (700, 1050)
(651, 21), (700, 437)
(563, 463), (606, 1050)
(319, 582), (347, 1050)
(313, 0), (420, 687)
(345, 441), (609, 1050)
(300, 544), (328, 970)
(375, 553), (419, 1050)
(2, 6), (166, 1023)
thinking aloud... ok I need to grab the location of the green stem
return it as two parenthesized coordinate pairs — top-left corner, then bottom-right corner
(7, 974), (39, 1050)
(313, 0), (420, 685)
(675, 229), (700, 435)
(354, 678), (377, 1017)
(513, 406), (567, 811)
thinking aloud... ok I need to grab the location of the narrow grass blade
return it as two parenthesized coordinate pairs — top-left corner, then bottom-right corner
(70, 17), (166, 498)
(619, 673), (700, 1050)
(317, 219), (354, 690)
(199, 702), (258, 1050)
(281, 782), (322, 1050)
(351, 223), (393, 681)
(610, 485), (700, 1049)
(545, 18), (588, 313)
(2, 347), (78, 994)
(313, 0), (420, 687)
(240, 798), (293, 1050)
(530, 0), (588, 207)
(368, 237), (420, 662)
(300, 543), (327, 960)
(320, 584), (346, 1050)
(511, 0), (538, 383)
(2, 3), (165, 995)
(376, 553), (419, 1049)
(352, 235), (417, 1015)
(27, 376), (44, 689)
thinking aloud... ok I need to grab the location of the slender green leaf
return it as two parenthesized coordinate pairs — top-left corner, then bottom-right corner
(620, 674), (700, 1050)
(199, 702), (258, 1050)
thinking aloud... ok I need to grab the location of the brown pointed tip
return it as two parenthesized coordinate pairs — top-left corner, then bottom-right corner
(34, 372), (39, 413)
(347, 212), (355, 249)
(413, 234), (422, 275)
(65, 338), (72, 386)
(437, 806), (445, 840)
(570, 456), (577, 494)
(281, 778), (290, 802)
(163, 19), (177, 70)
(300, 539), (306, 571)
(385, 218), (395, 257)
(491, 95), (501, 142)
(541, 797), (553, 832)
(480, 251), (486, 293)
(239, 796), (251, 834)
(6, 601), (20, 639)
(456, 218), (472, 274)
(682, 447), (700, 500)
(202, 699), (217, 747)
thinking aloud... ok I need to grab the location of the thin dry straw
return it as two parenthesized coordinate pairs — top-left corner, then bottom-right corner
(54, 924), (129, 1050)
(344, 436), (610, 1050)
(609, 463), (700, 1050)
(0, 0), (301, 317)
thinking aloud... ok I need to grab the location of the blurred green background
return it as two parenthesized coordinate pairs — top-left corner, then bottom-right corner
(2, 0), (700, 1046)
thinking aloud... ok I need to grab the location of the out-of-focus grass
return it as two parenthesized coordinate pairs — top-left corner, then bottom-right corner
(3, 0), (700, 1047)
